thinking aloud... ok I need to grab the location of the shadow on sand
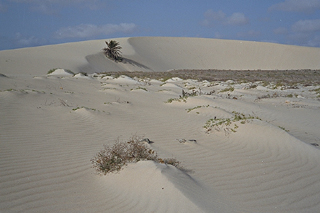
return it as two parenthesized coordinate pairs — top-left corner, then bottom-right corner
(120, 57), (153, 71)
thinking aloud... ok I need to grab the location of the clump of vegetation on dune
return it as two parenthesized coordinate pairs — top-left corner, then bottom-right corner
(165, 97), (187, 103)
(310, 87), (320, 98)
(91, 136), (182, 174)
(204, 111), (261, 134)
(186, 105), (209, 113)
(220, 86), (234, 93)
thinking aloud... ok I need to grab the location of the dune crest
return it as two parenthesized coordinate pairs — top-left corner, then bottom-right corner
(1, 37), (320, 76)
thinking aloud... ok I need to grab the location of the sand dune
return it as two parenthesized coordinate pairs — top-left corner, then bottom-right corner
(1, 37), (320, 76)
(1, 37), (320, 212)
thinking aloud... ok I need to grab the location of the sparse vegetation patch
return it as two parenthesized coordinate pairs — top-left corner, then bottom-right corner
(91, 136), (182, 174)
(220, 87), (234, 93)
(204, 111), (261, 134)
(131, 86), (148, 91)
(310, 87), (320, 97)
(278, 126), (290, 132)
(72, 106), (97, 111)
(165, 97), (187, 103)
(186, 105), (209, 113)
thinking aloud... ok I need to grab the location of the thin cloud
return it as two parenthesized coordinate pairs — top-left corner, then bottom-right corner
(226, 13), (249, 25)
(281, 20), (320, 47)
(286, 32), (320, 47)
(202, 9), (249, 26)
(292, 19), (320, 33)
(13, 33), (47, 47)
(306, 35), (320, 47)
(54, 23), (137, 39)
(269, 0), (320, 13)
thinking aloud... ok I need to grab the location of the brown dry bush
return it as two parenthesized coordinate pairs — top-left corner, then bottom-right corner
(91, 136), (182, 174)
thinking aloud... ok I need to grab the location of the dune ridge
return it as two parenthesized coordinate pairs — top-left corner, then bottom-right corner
(1, 37), (320, 76)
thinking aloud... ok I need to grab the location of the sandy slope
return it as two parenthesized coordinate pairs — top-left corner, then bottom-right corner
(1, 38), (320, 212)
(1, 71), (320, 212)
(1, 37), (320, 76)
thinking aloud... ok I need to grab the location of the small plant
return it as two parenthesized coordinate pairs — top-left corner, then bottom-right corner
(181, 89), (201, 97)
(186, 105), (209, 113)
(79, 72), (88, 76)
(165, 97), (187, 103)
(91, 136), (182, 174)
(4, 88), (16, 92)
(262, 81), (269, 87)
(157, 158), (181, 167)
(186, 106), (202, 113)
(249, 84), (257, 89)
(275, 81), (285, 89)
(310, 87), (320, 97)
(72, 106), (96, 111)
(159, 74), (173, 82)
(65, 69), (74, 75)
(204, 111), (261, 134)
(278, 126), (289, 132)
(47, 68), (57, 75)
(220, 87), (234, 93)
(131, 86), (148, 91)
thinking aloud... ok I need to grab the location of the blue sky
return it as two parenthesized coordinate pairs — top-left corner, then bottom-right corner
(1, 0), (320, 50)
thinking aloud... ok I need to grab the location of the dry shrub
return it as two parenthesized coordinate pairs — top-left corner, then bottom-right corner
(157, 158), (181, 168)
(91, 136), (181, 174)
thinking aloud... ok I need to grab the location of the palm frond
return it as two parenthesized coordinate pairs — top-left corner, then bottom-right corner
(103, 40), (122, 61)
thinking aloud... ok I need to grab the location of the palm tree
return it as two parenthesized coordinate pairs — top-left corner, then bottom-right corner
(103, 40), (122, 62)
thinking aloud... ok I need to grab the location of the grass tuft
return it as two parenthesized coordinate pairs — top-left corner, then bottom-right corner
(220, 87), (234, 93)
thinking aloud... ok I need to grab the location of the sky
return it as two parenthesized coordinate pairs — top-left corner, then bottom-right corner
(1, 0), (320, 50)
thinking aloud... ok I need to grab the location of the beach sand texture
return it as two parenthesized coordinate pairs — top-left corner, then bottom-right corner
(1, 37), (320, 212)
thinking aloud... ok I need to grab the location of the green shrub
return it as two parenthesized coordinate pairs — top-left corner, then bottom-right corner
(220, 87), (234, 93)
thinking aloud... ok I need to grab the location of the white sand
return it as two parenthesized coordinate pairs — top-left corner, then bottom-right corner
(1, 37), (320, 212)
(1, 37), (320, 76)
